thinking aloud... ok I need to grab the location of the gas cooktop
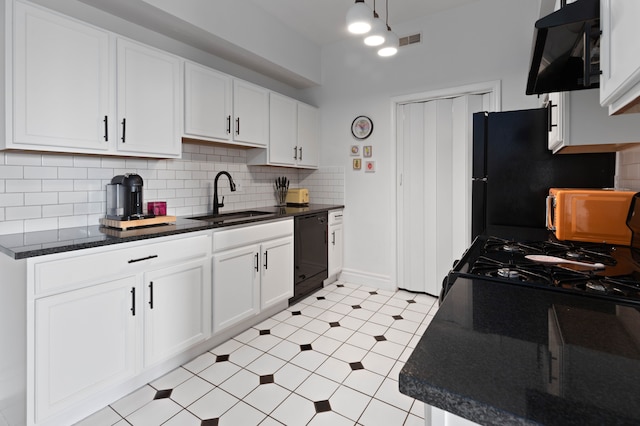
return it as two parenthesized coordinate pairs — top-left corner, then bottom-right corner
(443, 235), (640, 305)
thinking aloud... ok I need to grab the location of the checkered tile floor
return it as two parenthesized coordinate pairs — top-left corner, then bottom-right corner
(76, 281), (438, 426)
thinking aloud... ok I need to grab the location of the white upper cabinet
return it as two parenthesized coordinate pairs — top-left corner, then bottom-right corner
(600, 0), (640, 114)
(6, 2), (182, 158)
(11, 1), (111, 152)
(248, 92), (320, 169)
(116, 38), (181, 157)
(183, 62), (268, 148)
(184, 61), (232, 142)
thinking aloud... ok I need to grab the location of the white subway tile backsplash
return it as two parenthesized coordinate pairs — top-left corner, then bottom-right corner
(0, 143), (344, 234)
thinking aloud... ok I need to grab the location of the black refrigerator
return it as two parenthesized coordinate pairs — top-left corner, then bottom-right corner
(472, 108), (616, 240)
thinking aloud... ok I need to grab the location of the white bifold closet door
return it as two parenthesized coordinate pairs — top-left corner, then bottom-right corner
(396, 94), (486, 295)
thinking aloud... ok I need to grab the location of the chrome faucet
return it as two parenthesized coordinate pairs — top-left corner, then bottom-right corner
(213, 171), (236, 215)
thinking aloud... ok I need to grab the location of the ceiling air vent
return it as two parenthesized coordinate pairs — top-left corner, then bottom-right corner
(399, 33), (421, 47)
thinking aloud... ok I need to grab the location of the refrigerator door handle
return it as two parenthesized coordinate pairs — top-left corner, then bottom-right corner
(472, 177), (488, 182)
(546, 195), (556, 231)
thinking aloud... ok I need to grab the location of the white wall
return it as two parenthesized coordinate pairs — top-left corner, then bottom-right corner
(307, 0), (543, 289)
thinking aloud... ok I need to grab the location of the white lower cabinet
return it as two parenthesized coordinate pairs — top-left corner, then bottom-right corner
(27, 232), (211, 426)
(212, 220), (293, 333)
(34, 276), (138, 424)
(326, 209), (344, 284)
(143, 259), (211, 367)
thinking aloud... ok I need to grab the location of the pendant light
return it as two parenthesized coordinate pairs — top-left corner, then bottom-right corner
(346, 0), (372, 35)
(364, 1), (386, 46)
(377, 0), (398, 56)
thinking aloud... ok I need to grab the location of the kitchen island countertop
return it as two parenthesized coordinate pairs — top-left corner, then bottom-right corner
(0, 204), (343, 259)
(399, 277), (640, 425)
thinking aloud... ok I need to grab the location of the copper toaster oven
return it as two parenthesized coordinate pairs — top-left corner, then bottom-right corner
(546, 188), (637, 245)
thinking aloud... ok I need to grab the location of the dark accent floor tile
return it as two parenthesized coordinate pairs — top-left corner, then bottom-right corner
(349, 361), (364, 371)
(260, 374), (275, 385)
(216, 354), (230, 362)
(374, 335), (387, 342)
(369, 291), (378, 295)
(292, 311), (302, 316)
(154, 389), (172, 400)
(392, 315), (404, 320)
(300, 344), (313, 351)
(407, 299), (416, 304)
(259, 329), (271, 335)
(317, 296), (326, 300)
(201, 419), (219, 426)
(329, 322), (341, 328)
(351, 305), (362, 309)
(314, 400), (332, 413)
(337, 284), (345, 288)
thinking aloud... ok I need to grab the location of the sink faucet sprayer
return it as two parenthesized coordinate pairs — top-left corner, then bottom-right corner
(213, 171), (236, 215)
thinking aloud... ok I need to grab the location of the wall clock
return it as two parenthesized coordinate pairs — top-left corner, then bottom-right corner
(351, 116), (373, 139)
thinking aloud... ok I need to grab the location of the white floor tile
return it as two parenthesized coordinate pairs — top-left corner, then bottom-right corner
(110, 385), (156, 418)
(358, 321), (389, 337)
(295, 373), (339, 401)
(410, 399), (425, 418)
(219, 401), (266, 426)
(270, 322), (299, 339)
(323, 325), (355, 342)
(274, 363), (312, 391)
(405, 413), (426, 426)
(150, 367), (193, 391)
(287, 328), (320, 345)
(327, 302), (354, 315)
(243, 383), (291, 415)
(384, 328), (414, 346)
(303, 318), (331, 335)
(125, 398), (182, 426)
(283, 313), (313, 328)
(362, 351), (396, 377)
(198, 361), (241, 386)
(229, 344), (263, 367)
(343, 369), (385, 397)
(347, 307), (375, 321)
(268, 339), (302, 361)
(337, 315), (366, 331)
(345, 331), (376, 350)
(270, 393), (316, 426)
(247, 333), (283, 352)
(234, 327), (260, 344)
(186, 387), (238, 420)
(315, 309), (345, 323)
(329, 386), (372, 422)
(371, 339), (406, 360)
(332, 343), (367, 363)
(259, 416), (284, 425)
(300, 304), (326, 318)
(308, 410), (355, 426)
(289, 349), (328, 371)
(315, 357), (352, 383)
(162, 409), (201, 426)
(255, 317), (280, 330)
(374, 377), (415, 411)
(170, 376), (215, 407)
(74, 406), (121, 426)
(182, 351), (217, 374)
(219, 368), (259, 399)
(311, 335), (343, 356)
(246, 353), (287, 376)
(210, 338), (244, 356)
(358, 398), (409, 426)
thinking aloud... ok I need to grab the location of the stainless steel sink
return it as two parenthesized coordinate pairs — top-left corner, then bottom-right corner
(188, 210), (274, 224)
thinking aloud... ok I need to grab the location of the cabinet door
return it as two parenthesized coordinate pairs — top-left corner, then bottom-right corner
(600, 0), (640, 113)
(117, 38), (181, 157)
(296, 102), (320, 168)
(143, 259), (211, 367)
(184, 62), (232, 141)
(232, 80), (268, 147)
(268, 93), (297, 166)
(328, 223), (344, 279)
(13, 2), (111, 152)
(546, 92), (564, 152)
(34, 276), (138, 423)
(212, 244), (260, 332)
(261, 236), (294, 310)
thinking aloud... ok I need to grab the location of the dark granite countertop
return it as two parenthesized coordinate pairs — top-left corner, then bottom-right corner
(0, 204), (343, 260)
(400, 277), (640, 425)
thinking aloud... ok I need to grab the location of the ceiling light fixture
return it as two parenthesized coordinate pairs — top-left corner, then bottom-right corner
(364, 1), (386, 46)
(377, 0), (398, 57)
(346, 0), (372, 35)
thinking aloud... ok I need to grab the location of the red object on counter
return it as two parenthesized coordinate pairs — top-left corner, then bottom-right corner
(147, 201), (166, 216)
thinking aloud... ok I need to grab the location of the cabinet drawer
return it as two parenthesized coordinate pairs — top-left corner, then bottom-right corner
(32, 233), (210, 296)
(213, 219), (293, 253)
(329, 210), (343, 225)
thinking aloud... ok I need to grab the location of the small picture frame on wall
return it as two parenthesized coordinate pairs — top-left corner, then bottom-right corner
(350, 145), (360, 156)
(365, 160), (376, 173)
(363, 145), (372, 158)
(353, 158), (362, 170)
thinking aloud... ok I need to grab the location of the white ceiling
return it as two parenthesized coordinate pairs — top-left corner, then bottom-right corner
(248, 0), (482, 46)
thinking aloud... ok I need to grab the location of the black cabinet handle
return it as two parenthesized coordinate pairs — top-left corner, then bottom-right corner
(130, 287), (136, 316)
(264, 250), (268, 270)
(299, 147), (303, 161)
(104, 116), (108, 141)
(547, 101), (557, 132)
(121, 118), (127, 143)
(149, 282), (154, 309)
(293, 146), (298, 160)
(128, 255), (158, 264)
(227, 115), (231, 134)
(254, 252), (259, 271)
(332, 231), (336, 246)
(236, 117), (240, 135)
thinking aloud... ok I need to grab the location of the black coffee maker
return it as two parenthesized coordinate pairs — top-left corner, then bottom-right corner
(106, 173), (153, 220)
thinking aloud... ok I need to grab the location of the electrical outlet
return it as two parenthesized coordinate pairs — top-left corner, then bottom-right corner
(235, 181), (242, 192)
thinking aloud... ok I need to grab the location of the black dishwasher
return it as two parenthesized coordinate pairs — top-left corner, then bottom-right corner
(291, 211), (328, 304)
